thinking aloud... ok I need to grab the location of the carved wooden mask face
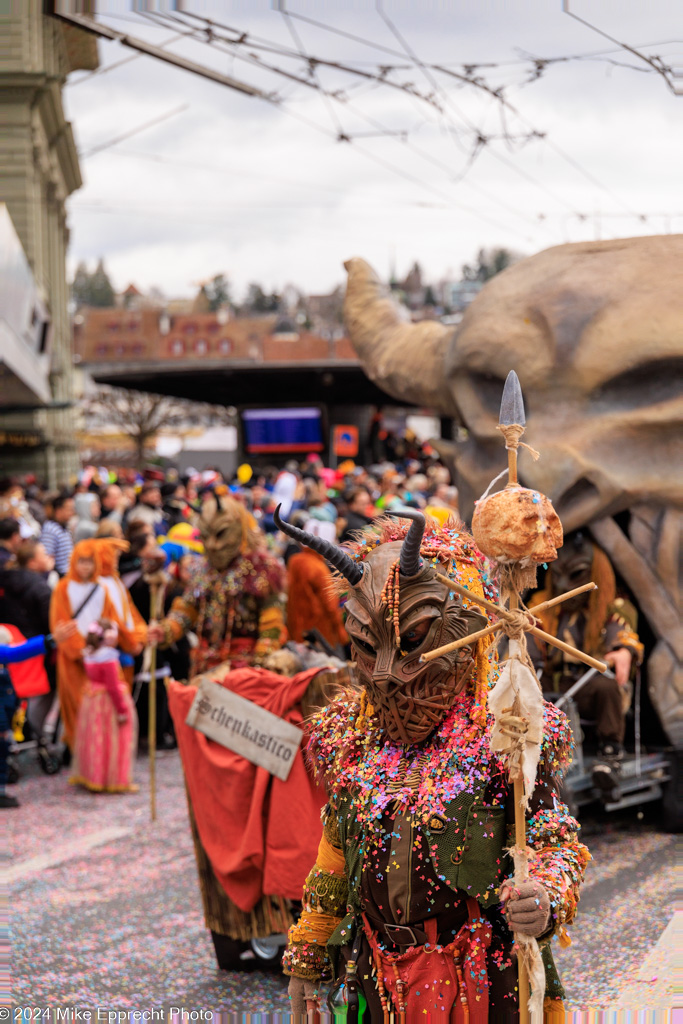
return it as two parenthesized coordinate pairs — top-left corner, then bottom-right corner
(344, 540), (486, 745)
(199, 496), (245, 571)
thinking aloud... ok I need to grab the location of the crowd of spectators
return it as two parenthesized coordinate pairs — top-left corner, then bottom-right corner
(0, 450), (460, 806)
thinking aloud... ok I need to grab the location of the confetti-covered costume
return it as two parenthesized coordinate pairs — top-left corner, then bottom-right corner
(280, 513), (589, 1021)
(156, 497), (286, 672)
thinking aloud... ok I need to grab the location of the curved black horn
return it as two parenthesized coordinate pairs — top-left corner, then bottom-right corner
(387, 508), (426, 577)
(274, 504), (363, 586)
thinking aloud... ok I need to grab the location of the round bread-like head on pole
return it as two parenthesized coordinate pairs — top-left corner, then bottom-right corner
(472, 486), (563, 567)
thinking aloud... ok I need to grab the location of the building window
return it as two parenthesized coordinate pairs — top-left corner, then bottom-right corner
(115, 344), (125, 357)
(131, 343), (144, 356)
(170, 338), (185, 356)
(95, 343), (109, 358)
(219, 338), (232, 355)
(128, 320), (140, 331)
(196, 338), (208, 355)
(108, 322), (119, 332)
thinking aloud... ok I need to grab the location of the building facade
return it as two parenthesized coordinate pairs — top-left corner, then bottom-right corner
(0, 3), (96, 485)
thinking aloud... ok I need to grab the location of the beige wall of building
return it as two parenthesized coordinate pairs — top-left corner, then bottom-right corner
(0, 2), (97, 486)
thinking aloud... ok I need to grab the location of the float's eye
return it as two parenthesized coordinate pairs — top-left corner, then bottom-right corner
(353, 636), (376, 658)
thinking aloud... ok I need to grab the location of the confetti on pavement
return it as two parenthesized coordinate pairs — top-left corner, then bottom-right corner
(7, 747), (676, 1014)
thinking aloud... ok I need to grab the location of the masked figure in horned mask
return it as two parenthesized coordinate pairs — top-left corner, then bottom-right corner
(281, 509), (589, 1022)
(148, 494), (286, 672)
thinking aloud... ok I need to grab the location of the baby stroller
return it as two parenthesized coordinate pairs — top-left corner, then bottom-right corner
(7, 694), (62, 781)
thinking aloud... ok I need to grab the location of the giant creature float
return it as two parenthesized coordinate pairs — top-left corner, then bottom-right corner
(343, 236), (682, 748)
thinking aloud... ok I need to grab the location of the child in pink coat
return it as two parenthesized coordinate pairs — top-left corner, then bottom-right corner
(70, 619), (138, 793)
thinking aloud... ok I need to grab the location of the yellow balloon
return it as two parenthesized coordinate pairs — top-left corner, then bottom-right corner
(237, 463), (253, 484)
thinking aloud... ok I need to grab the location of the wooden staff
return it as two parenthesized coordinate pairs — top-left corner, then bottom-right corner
(148, 579), (162, 823)
(500, 371), (530, 1024)
(507, 584), (530, 1024)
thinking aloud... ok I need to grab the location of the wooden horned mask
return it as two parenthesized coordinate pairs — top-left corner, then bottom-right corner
(275, 507), (486, 745)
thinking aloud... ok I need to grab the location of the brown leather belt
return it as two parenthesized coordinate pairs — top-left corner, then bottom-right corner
(373, 904), (470, 948)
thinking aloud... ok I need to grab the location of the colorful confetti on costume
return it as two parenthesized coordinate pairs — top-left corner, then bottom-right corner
(282, 514), (590, 1020)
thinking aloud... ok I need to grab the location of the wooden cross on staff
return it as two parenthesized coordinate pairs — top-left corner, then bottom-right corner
(422, 370), (605, 1024)
(422, 575), (607, 673)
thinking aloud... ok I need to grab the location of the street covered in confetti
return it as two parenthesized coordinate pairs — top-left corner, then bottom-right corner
(9, 750), (675, 1017)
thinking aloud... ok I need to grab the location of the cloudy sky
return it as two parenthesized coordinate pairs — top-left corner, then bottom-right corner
(63, 1), (682, 301)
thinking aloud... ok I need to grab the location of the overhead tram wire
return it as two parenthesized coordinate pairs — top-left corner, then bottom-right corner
(374, 1), (592, 215)
(275, 4), (552, 237)
(90, 9), (649, 234)
(274, 5), (676, 79)
(278, 5), (347, 138)
(145, 8), (456, 116)
(143, 8), (561, 236)
(79, 105), (189, 159)
(562, 1), (681, 96)
(148, 8), (639, 226)
(266, 4), (647, 220)
(176, 4), (573, 218)
(372, 6), (647, 217)
(136, 9), (540, 237)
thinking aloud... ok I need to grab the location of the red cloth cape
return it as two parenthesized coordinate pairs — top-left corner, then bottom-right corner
(168, 667), (325, 913)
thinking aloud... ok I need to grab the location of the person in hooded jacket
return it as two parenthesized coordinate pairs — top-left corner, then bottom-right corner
(73, 493), (101, 544)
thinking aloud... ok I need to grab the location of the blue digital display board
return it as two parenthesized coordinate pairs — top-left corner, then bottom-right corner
(241, 407), (324, 454)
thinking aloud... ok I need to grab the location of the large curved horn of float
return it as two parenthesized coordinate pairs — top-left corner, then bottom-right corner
(274, 504), (363, 586)
(343, 257), (457, 413)
(387, 508), (426, 577)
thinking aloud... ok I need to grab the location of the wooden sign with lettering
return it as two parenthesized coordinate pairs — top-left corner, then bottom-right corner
(185, 678), (303, 782)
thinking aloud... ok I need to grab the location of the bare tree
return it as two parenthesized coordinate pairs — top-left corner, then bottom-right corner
(82, 386), (229, 463)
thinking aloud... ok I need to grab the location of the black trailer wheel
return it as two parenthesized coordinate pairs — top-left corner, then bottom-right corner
(250, 935), (285, 967)
(210, 931), (249, 971)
